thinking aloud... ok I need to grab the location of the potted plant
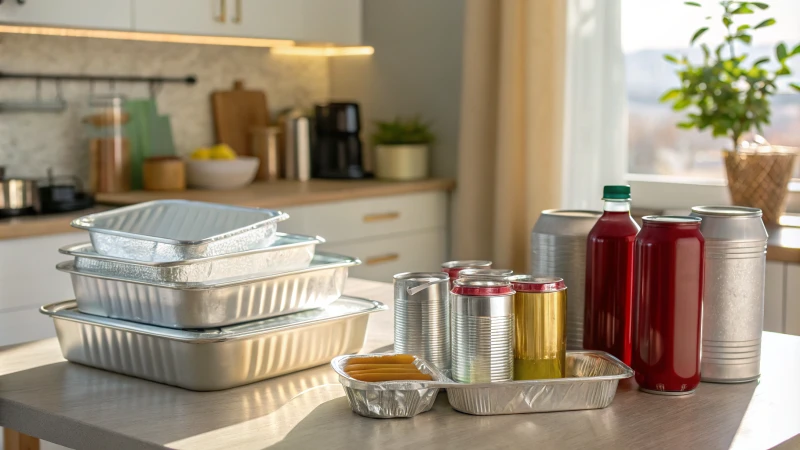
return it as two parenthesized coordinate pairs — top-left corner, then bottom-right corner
(660, 0), (800, 223)
(371, 116), (436, 181)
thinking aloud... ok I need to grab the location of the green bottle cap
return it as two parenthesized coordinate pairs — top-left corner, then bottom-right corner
(603, 185), (631, 200)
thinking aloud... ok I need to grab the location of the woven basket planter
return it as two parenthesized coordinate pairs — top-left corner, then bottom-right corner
(723, 149), (798, 224)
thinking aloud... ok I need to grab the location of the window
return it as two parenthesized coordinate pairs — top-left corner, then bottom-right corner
(622, 0), (800, 180)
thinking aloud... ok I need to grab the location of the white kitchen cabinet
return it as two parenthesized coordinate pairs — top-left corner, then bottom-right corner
(0, 0), (132, 30)
(301, 0), (362, 45)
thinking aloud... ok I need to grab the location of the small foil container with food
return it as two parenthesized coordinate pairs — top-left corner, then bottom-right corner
(331, 354), (448, 419)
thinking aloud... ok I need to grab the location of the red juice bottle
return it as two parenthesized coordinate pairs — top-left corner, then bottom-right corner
(583, 185), (640, 365)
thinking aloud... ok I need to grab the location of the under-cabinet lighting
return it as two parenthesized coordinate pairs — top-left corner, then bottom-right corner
(271, 46), (375, 56)
(0, 25), (295, 48)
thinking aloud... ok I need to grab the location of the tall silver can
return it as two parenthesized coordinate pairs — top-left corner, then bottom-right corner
(450, 279), (515, 383)
(690, 206), (768, 383)
(393, 272), (451, 370)
(531, 210), (601, 349)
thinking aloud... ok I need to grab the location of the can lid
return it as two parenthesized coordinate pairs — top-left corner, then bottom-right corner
(393, 272), (449, 282)
(643, 215), (702, 224)
(458, 268), (513, 281)
(603, 185), (631, 200)
(451, 279), (514, 296)
(541, 209), (603, 219)
(690, 206), (762, 218)
(510, 275), (566, 292)
(441, 260), (493, 270)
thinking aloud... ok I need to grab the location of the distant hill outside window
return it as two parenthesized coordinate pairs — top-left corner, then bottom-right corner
(623, 0), (800, 179)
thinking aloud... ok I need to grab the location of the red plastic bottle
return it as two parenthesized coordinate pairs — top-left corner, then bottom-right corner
(632, 216), (704, 395)
(583, 185), (640, 365)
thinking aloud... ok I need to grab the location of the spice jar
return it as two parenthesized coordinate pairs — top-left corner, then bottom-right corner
(84, 95), (131, 193)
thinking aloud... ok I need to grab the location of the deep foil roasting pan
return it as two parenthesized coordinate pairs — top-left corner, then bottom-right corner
(57, 252), (360, 329)
(42, 297), (386, 391)
(71, 200), (289, 262)
(59, 233), (321, 284)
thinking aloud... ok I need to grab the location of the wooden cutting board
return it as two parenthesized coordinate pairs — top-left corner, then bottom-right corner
(211, 80), (269, 155)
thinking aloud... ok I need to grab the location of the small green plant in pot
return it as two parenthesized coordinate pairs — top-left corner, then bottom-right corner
(371, 116), (436, 181)
(660, 0), (800, 223)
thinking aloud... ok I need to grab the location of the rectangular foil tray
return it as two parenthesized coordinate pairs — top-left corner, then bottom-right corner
(57, 252), (360, 329)
(59, 233), (321, 284)
(71, 200), (289, 262)
(332, 354), (449, 419)
(41, 297), (386, 391)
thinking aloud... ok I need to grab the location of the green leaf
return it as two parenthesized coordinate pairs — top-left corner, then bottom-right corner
(751, 2), (769, 9)
(776, 65), (791, 76)
(754, 18), (776, 29)
(777, 43), (788, 62)
(790, 83), (800, 92)
(732, 5), (754, 14)
(664, 54), (679, 64)
(723, 16), (733, 27)
(677, 122), (695, 129)
(684, 1), (702, 6)
(792, 44), (800, 56)
(659, 89), (682, 102)
(737, 34), (752, 44)
(673, 99), (692, 111)
(691, 27), (709, 45)
(752, 57), (770, 66)
(737, 24), (750, 31)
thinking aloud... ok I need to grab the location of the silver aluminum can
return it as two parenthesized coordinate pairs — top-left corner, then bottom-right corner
(457, 268), (513, 282)
(690, 206), (768, 383)
(531, 210), (601, 350)
(450, 279), (515, 383)
(393, 272), (451, 371)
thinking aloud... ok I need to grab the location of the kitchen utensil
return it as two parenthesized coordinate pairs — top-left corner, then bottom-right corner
(451, 278), (515, 383)
(690, 206), (768, 383)
(212, 80), (269, 155)
(332, 354), (449, 418)
(531, 210), (601, 350)
(42, 297), (386, 391)
(71, 199), (288, 262)
(0, 175), (37, 217)
(58, 251), (360, 329)
(37, 169), (95, 214)
(393, 272), (451, 371)
(312, 102), (365, 179)
(250, 126), (281, 181)
(142, 156), (185, 191)
(510, 276), (567, 380)
(374, 144), (429, 180)
(633, 216), (704, 395)
(280, 110), (312, 181)
(185, 156), (259, 190)
(60, 233), (321, 284)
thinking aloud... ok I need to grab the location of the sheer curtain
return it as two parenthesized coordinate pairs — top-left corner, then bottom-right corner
(452, 0), (625, 272)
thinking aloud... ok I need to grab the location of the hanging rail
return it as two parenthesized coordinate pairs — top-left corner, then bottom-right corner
(0, 71), (197, 85)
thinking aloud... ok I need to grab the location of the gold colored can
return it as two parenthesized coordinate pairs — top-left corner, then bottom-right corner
(511, 276), (567, 380)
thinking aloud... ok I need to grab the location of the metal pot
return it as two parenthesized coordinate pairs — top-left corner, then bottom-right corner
(0, 167), (37, 217)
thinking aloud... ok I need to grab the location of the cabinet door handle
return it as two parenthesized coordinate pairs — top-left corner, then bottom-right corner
(363, 212), (400, 223)
(214, 0), (227, 23)
(232, 0), (242, 23)
(365, 253), (400, 265)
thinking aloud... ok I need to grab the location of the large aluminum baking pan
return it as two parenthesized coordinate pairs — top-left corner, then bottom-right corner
(444, 351), (633, 415)
(56, 252), (360, 329)
(71, 200), (289, 262)
(332, 354), (448, 419)
(41, 297), (386, 391)
(59, 233), (321, 284)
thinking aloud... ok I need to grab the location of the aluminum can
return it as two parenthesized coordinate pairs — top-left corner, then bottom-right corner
(632, 216), (704, 395)
(690, 206), (767, 383)
(450, 279), (515, 383)
(441, 260), (493, 281)
(457, 268), (513, 282)
(393, 272), (450, 370)
(531, 210), (601, 350)
(510, 276), (567, 380)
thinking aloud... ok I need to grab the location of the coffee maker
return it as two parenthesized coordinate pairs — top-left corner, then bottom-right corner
(312, 102), (366, 179)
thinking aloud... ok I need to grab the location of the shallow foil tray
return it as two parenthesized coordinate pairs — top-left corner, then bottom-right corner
(71, 200), (289, 262)
(57, 251), (360, 329)
(59, 233), (321, 284)
(41, 297), (386, 391)
(332, 354), (449, 419)
(444, 351), (633, 415)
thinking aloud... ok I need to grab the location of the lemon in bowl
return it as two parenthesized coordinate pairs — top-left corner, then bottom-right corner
(186, 145), (258, 190)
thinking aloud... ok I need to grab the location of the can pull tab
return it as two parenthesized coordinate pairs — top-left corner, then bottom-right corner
(406, 278), (448, 296)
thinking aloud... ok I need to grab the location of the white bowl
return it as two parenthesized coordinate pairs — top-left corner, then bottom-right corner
(185, 156), (259, 190)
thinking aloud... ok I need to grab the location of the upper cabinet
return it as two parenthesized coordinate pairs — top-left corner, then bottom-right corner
(0, 0), (362, 45)
(0, 0), (133, 31)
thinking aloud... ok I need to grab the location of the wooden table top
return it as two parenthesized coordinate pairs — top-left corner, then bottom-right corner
(1, 278), (799, 450)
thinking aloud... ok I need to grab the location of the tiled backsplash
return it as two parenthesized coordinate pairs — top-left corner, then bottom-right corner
(0, 34), (329, 181)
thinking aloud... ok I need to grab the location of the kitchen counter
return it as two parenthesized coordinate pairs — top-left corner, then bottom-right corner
(0, 179), (455, 241)
(1, 278), (799, 450)
(767, 224), (800, 263)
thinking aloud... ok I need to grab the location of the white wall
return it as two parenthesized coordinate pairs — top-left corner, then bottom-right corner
(328, 0), (465, 179)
